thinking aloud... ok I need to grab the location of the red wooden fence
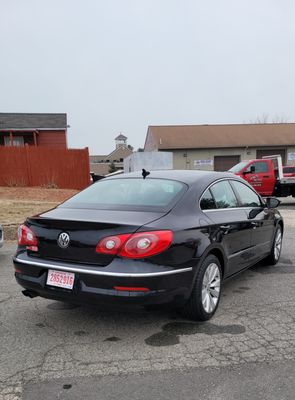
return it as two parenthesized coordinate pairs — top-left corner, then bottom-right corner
(0, 146), (90, 190)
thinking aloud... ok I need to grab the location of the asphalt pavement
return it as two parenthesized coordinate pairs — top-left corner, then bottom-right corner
(1, 202), (295, 400)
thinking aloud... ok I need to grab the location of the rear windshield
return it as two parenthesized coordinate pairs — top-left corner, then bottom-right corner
(60, 178), (187, 211)
(228, 161), (248, 173)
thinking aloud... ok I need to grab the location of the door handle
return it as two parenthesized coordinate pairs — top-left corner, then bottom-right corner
(220, 225), (231, 234)
(220, 225), (231, 230)
(263, 175), (270, 178)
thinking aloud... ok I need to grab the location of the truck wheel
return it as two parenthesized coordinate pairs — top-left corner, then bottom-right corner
(266, 225), (283, 265)
(182, 255), (222, 321)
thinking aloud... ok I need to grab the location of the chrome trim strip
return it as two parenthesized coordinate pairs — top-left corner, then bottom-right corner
(228, 247), (252, 259)
(203, 207), (261, 213)
(14, 257), (193, 277)
(227, 241), (271, 259)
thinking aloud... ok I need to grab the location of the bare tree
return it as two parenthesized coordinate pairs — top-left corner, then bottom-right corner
(254, 113), (269, 123)
(271, 114), (288, 123)
(248, 113), (288, 124)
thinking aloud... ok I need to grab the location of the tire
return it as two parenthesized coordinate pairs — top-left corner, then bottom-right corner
(266, 225), (283, 265)
(182, 255), (222, 321)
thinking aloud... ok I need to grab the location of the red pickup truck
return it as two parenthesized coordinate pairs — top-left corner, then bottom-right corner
(283, 166), (295, 177)
(229, 155), (295, 197)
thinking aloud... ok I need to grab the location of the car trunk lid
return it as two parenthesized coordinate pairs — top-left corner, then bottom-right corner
(26, 207), (166, 266)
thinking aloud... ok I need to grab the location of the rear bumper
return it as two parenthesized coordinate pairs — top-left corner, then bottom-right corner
(13, 253), (195, 307)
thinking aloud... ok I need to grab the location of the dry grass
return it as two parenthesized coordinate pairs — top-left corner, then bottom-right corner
(0, 186), (77, 202)
(0, 186), (78, 240)
(0, 200), (59, 225)
(0, 186), (78, 224)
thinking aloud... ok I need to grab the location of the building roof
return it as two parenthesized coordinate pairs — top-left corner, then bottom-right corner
(107, 146), (132, 160)
(0, 113), (67, 130)
(145, 123), (295, 150)
(89, 155), (106, 163)
(115, 133), (127, 140)
(90, 146), (132, 163)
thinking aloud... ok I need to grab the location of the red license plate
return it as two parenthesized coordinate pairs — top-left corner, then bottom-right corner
(46, 269), (75, 290)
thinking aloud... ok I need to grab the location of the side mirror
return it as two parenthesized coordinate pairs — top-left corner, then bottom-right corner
(265, 197), (281, 209)
(243, 165), (255, 175)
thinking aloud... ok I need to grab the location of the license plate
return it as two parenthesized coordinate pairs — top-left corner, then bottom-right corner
(46, 269), (75, 290)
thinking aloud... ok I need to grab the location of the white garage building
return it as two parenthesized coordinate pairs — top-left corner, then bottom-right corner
(144, 123), (295, 171)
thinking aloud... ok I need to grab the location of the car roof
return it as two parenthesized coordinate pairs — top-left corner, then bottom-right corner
(104, 169), (236, 185)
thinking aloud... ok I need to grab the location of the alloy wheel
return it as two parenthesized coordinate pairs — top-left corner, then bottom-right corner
(201, 262), (221, 314)
(274, 228), (282, 261)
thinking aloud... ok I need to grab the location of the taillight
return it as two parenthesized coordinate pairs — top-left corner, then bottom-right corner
(114, 286), (150, 292)
(17, 224), (38, 252)
(95, 234), (131, 255)
(96, 230), (173, 259)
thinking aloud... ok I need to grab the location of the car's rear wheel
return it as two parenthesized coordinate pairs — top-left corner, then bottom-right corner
(266, 225), (283, 265)
(182, 255), (222, 321)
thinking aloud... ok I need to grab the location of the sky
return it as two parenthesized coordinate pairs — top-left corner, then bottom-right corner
(1, 0), (295, 155)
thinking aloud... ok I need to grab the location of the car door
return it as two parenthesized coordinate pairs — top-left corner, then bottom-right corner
(230, 179), (274, 263)
(243, 161), (274, 196)
(201, 180), (254, 277)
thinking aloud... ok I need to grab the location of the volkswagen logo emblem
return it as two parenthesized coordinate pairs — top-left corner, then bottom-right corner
(57, 232), (70, 249)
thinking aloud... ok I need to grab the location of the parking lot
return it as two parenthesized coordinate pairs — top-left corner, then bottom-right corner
(1, 201), (295, 399)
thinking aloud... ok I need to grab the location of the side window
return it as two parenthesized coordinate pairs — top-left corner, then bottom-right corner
(246, 161), (268, 173)
(210, 181), (238, 209)
(284, 167), (295, 173)
(231, 180), (261, 207)
(200, 189), (216, 210)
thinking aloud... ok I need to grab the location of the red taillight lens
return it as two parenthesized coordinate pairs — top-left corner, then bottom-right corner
(17, 224), (38, 251)
(95, 234), (131, 255)
(119, 231), (173, 258)
(96, 230), (173, 259)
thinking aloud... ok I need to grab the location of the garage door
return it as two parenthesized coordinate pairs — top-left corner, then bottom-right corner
(256, 149), (286, 164)
(214, 155), (240, 171)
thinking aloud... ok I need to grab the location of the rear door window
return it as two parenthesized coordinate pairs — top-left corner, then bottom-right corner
(210, 180), (239, 209)
(200, 189), (216, 210)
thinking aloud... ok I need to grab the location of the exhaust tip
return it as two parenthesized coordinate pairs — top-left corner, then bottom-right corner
(22, 289), (39, 299)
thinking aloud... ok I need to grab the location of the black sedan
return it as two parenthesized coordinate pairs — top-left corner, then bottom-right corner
(14, 170), (283, 320)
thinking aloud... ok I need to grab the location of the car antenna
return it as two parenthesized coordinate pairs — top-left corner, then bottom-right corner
(142, 169), (150, 179)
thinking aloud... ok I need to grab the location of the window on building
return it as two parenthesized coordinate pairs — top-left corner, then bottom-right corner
(4, 136), (24, 147)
